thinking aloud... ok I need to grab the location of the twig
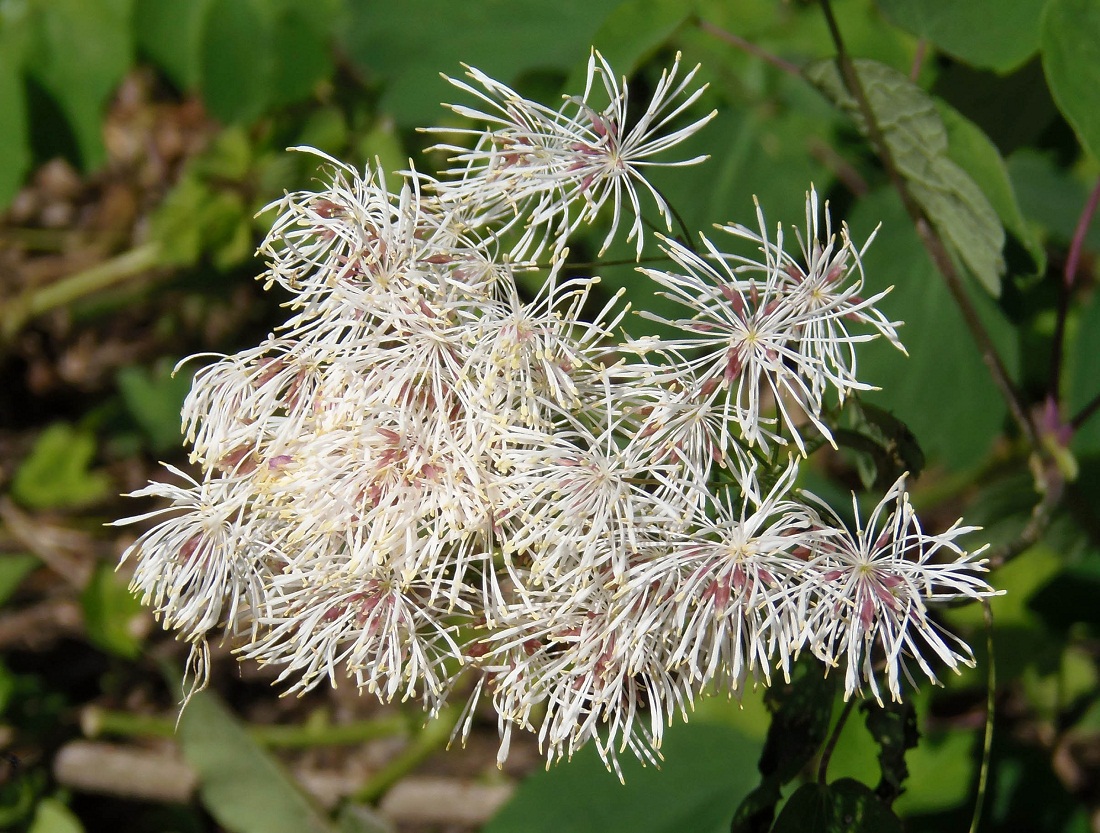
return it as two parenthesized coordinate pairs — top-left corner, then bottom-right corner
(817, 697), (857, 784)
(1052, 176), (1100, 405)
(808, 137), (869, 197)
(909, 40), (928, 82)
(985, 474), (1063, 571)
(968, 600), (996, 833)
(1072, 389), (1100, 431)
(82, 705), (410, 749)
(817, 0), (1040, 453)
(351, 705), (460, 805)
(698, 20), (803, 79)
(1, 241), (162, 342)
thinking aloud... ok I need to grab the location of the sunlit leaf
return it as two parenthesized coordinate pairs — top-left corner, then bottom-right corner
(938, 101), (1046, 279)
(28, 798), (84, 833)
(0, 554), (39, 609)
(80, 562), (145, 659)
(485, 720), (762, 833)
(11, 423), (112, 509)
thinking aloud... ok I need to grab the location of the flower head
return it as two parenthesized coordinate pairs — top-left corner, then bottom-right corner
(429, 50), (715, 259)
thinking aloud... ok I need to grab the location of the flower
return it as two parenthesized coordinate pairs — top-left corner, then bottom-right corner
(116, 52), (994, 775)
(800, 475), (996, 703)
(639, 189), (904, 454)
(428, 50), (715, 260)
(622, 460), (822, 691)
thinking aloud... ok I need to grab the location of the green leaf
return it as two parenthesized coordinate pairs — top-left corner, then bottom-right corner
(11, 423), (112, 509)
(891, 722), (976, 815)
(484, 720), (763, 833)
(1070, 293), (1100, 455)
(341, 0), (624, 126)
(0, 43), (30, 207)
(771, 779), (903, 833)
(731, 660), (836, 833)
(133, 0), (213, 89)
(875, 0), (1046, 73)
(28, 798), (84, 833)
(1041, 0), (1100, 162)
(116, 361), (193, 452)
(1007, 149), (1100, 250)
(269, 0), (339, 107)
(178, 688), (334, 833)
(199, 0), (274, 123)
(937, 101), (1046, 278)
(0, 553), (39, 608)
(80, 562), (145, 659)
(806, 58), (1006, 296)
(24, 0), (133, 170)
(839, 400), (925, 491)
(563, 0), (695, 92)
(860, 699), (918, 805)
(846, 188), (1017, 469)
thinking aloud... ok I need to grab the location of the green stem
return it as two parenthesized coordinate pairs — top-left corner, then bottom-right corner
(968, 600), (996, 833)
(817, 696), (856, 784)
(1, 241), (162, 342)
(82, 705), (409, 749)
(351, 705), (461, 804)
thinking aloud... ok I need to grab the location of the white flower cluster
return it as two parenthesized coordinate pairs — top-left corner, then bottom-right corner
(118, 51), (994, 775)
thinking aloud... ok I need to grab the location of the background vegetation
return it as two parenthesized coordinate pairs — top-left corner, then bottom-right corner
(1, 0), (1099, 831)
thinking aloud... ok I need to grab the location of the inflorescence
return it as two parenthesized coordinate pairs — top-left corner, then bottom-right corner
(117, 51), (995, 776)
